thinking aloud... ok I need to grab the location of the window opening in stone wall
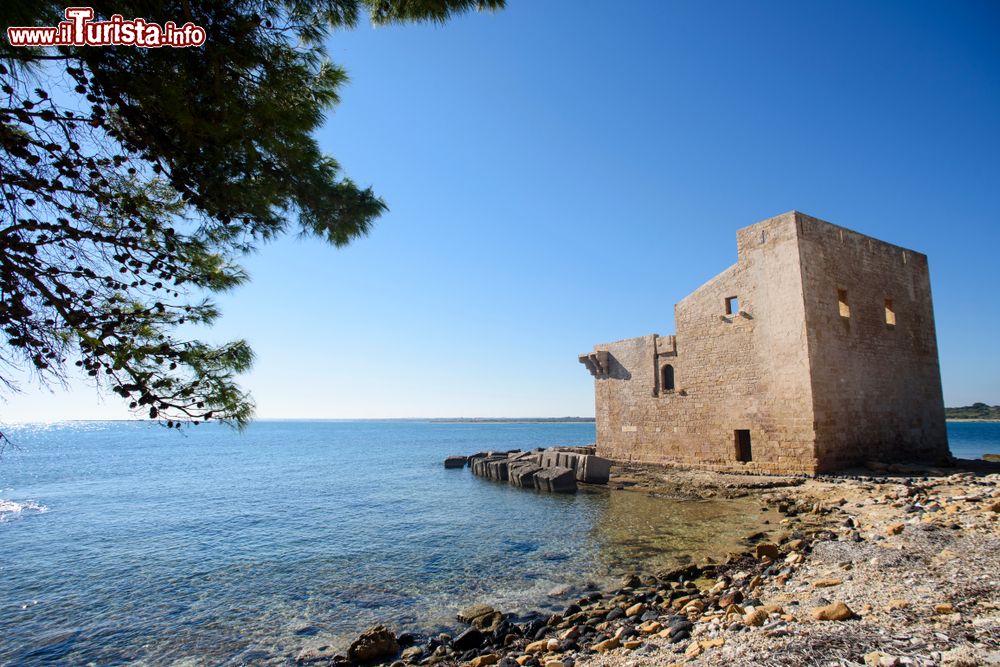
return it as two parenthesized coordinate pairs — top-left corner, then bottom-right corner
(838, 289), (850, 318)
(725, 296), (739, 315)
(661, 364), (675, 392)
(735, 430), (752, 462)
(885, 298), (895, 326)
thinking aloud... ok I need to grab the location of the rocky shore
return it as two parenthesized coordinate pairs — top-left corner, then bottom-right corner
(297, 460), (1000, 667)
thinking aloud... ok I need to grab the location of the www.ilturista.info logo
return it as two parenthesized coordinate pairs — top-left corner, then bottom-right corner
(7, 7), (206, 48)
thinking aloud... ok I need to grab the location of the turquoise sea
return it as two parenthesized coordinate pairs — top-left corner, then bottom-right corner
(0, 420), (996, 665)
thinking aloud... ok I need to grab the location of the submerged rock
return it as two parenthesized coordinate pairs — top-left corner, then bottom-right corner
(296, 644), (340, 664)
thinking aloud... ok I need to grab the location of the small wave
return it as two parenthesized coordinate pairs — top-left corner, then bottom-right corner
(0, 499), (48, 522)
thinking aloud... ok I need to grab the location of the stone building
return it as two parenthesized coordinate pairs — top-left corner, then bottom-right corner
(579, 211), (949, 475)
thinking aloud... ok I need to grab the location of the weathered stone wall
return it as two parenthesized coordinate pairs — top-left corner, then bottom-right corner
(585, 211), (948, 474)
(592, 212), (818, 474)
(793, 213), (948, 470)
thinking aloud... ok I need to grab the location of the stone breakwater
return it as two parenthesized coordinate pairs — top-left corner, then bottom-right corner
(445, 446), (612, 493)
(296, 460), (1000, 667)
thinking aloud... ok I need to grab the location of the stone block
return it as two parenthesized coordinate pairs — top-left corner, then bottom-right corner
(509, 463), (542, 488)
(540, 451), (560, 468)
(575, 455), (611, 484)
(485, 459), (509, 482)
(534, 466), (577, 493)
(444, 456), (468, 469)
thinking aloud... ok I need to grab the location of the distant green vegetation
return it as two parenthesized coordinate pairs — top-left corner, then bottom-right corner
(945, 403), (1000, 420)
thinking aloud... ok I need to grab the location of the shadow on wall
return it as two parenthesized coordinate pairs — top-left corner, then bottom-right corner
(607, 355), (631, 381)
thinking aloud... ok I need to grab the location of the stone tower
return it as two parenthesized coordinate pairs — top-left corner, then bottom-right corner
(579, 211), (949, 474)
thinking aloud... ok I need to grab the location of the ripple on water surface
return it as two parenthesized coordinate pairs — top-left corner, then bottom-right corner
(0, 421), (786, 664)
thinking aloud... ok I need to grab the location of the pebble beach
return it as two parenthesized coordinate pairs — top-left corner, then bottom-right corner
(315, 460), (1000, 667)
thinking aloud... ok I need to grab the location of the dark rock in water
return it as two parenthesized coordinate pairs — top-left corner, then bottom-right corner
(348, 625), (399, 664)
(444, 456), (468, 469)
(452, 628), (485, 652)
(621, 574), (641, 588)
(293, 624), (321, 637)
(397, 633), (419, 648)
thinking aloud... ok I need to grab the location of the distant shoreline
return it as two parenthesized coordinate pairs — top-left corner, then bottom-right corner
(947, 418), (1000, 423)
(0, 417), (598, 425)
(429, 417), (595, 424)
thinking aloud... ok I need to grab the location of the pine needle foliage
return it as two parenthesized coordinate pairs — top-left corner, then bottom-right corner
(0, 0), (504, 428)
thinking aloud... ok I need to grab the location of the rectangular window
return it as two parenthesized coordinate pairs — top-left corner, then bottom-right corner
(735, 430), (752, 462)
(838, 289), (850, 318)
(725, 296), (739, 315)
(885, 299), (895, 325)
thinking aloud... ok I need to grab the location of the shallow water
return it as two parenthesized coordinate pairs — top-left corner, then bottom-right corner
(0, 421), (770, 666)
(2, 419), (994, 665)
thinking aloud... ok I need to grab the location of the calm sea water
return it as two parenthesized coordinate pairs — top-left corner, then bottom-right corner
(0, 420), (776, 666)
(1, 421), (996, 666)
(947, 421), (1000, 460)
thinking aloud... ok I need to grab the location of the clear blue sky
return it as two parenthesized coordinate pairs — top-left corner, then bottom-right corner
(6, 0), (1000, 420)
